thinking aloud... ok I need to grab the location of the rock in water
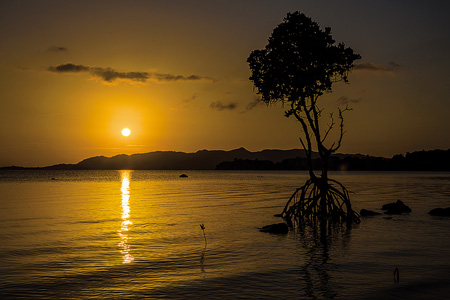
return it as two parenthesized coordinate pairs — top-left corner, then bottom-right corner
(428, 207), (450, 216)
(179, 174), (188, 178)
(360, 209), (381, 216)
(260, 223), (289, 234)
(382, 200), (411, 215)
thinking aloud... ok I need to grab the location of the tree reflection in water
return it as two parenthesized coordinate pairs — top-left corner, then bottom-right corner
(297, 221), (354, 299)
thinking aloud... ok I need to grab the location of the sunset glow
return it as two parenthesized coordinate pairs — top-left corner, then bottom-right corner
(0, 1), (449, 167)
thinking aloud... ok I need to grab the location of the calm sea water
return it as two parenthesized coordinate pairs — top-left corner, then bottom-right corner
(0, 170), (449, 299)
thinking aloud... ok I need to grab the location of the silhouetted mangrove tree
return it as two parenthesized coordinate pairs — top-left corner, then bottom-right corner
(248, 12), (361, 226)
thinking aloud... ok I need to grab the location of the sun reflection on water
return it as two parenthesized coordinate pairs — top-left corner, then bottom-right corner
(118, 170), (134, 264)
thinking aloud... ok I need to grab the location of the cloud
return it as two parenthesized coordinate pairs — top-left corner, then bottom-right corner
(388, 61), (402, 68)
(48, 63), (89, 73)
(245, 96), (265, 111)
(47, 46), (68, 52)
(354, 62), (401, 73)
(336, 96), (362, 105)
(47, 63), (215, 84)
(184, 94), (197, 103)
(90, 67), (148, 82)
(154, 73), (214, 82)
(210, 101), (238, 111)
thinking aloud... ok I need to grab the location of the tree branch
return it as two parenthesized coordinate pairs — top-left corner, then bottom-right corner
(322, 112), (335, 143)
(330, 106), (351, 152)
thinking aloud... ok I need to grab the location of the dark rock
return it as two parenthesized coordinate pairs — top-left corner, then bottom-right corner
(360, 209), (381, 216)
(260, 223), (289, 234)
(179, 174), (188, 178)
(382, 200), (411, 215)
(428, 207), (450, 216)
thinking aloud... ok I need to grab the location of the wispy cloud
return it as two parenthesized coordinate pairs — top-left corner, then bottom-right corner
(354, 62), (402, 73)
(47, 46), (68, 52)
(90, 67), (148, 82)
(210, 101), (237, 111)
(336, 96), (362, 105)
(48, 63), (89, 73)
(388, 61), (402, 68)
(245, 96), (265, 111)
(154, 73), (214, 82)
(47, 63), (215, 84)
(184, 94), (197, 103)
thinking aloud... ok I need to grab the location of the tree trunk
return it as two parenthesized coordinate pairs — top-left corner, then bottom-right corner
(319, 178), (327, 221)
(319, 151), (330, 220)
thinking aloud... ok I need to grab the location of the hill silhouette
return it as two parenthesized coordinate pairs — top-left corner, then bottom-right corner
(41, 147), (318, 170)
(2, 148), (449, 171)
(216, 149), (450, 171)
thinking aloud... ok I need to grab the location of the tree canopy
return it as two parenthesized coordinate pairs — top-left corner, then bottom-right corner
(248, 12), (360, 106)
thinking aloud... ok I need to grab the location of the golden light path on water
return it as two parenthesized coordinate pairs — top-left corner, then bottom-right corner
(119, 170), (134, 264)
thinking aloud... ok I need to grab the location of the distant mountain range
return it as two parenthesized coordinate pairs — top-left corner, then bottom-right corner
(216, 149), (450, 171)
(1, 147), (357, 170)
(45, 148), (318, 170)
(2, 148), (450, 171)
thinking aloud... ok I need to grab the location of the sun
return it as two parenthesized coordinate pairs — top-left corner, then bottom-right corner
(121, 128), (131, 137)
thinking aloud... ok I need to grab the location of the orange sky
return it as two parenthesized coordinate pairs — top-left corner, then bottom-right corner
(1, 1), (450, 167)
